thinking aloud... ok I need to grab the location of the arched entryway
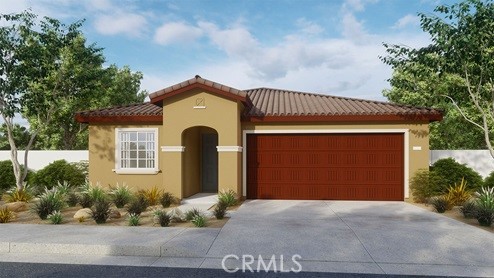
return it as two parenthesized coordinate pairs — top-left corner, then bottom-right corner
(182, 126), (218, 198)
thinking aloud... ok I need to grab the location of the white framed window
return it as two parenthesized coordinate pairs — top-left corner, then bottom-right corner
(114, 128), (159, 174)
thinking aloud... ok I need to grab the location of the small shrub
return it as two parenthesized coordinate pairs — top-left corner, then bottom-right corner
(0, 160), (33, 192)
(409, 169), (444, 203)
(128, 213), (140, 226)
(30, 160), (85, 190)
(475, 187), (494, 227)
(67, 192), (79, 207)
(213, 200), (228, 219)
(431, 158), (483, 192)
(191, 214), (207, 227)
(0, 207), (15, 223)
(483, 171), (494, 189)
(185, 208), (202, 221)
(126, 195), (149, 216)
(153, 210), (171, 227)
(445, 178), (472, 206)
(34, 189), (66, 220)
(110, 183), (133, 208)
(218, 190), (237, 207)
(79, 193), (93, 208)
(91, 200), (111, 224)
(2, 186), (33, 203)
(47, 211), (63, 224)
(460, 199), (477, 219)
(139, 186), (163, 206)
(160, 192), (175, 208)
(430, 196), (450, 213)
(83, 183), (107, 203)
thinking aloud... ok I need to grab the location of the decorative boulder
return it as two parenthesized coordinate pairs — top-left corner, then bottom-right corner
(5, 201), (27, 212)
(168, 208), (185, 222)
(73, 208), (92, 219)
(109, 209), (121, 219)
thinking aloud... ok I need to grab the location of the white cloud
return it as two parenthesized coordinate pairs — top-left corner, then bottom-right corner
(94, 12), (148, 37)
(393, 14), (420, 29)
(295, 18), (324, 35)
(154, 22), (203, 45)
(341, 12), (369, 42)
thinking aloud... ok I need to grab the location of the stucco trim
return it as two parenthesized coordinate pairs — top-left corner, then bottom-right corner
(217, 146), (243, 152)
(161, 146), (186, 152)
(242, 129), (410, 200)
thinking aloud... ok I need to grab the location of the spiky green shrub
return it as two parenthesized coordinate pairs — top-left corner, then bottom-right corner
(34, 189), (67, 220)
(47, 211), (63, 224)
(445, 178), (472, 206)
(409, 169), (444, 203)
(153, 209), (171, 227)
(83, 183), (107, 203)
(218, 190), (237, 207)
(126, 195), (149, 216)
(191, 214), (207, 227)
(430, 196), (450, 213)
(128, 213), (140, 226)
(213, 200), (228, 220)
(185, 208), (202, 221)
(91, 200), (111, 224)
(30, 160), (85, 190)
(0, 207), (15, 223)
(160, 192), (175, 208)
(475, 187), (494, 227)
(460, 199), (477, 219)
(110, 183), (133, 208)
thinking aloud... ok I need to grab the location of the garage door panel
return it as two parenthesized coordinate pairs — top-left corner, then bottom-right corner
(247, 133), (404, 200)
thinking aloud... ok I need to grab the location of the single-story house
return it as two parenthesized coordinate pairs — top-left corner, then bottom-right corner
(75, 75), (442, 201)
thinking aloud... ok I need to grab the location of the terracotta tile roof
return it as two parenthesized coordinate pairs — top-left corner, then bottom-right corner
(244, 88), (442, 120)
(149, 75), (247, 102)
(75, 78), (442, 123)
(75, 102), (162, 123)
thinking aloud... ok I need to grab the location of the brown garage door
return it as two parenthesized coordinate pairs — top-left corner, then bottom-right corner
(247, 133), (404, 201)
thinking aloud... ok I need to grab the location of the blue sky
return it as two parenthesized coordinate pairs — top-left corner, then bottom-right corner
(1, 0), (457, 101)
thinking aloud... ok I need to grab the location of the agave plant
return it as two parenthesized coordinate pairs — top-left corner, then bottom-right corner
(475, 187), (494, 226)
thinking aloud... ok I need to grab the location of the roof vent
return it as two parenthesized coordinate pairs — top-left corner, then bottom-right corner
(195, 75), (201, 79)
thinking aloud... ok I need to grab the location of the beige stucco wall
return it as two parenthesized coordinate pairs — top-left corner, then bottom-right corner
(241, 122), (431, 199)
(88, 124), (164, 191)
(161, 89), (243, 199)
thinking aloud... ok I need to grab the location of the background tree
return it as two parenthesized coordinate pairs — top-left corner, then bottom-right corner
(0, 11), (146, 189)
(381, 0), (494, 151)
(0, 124), (33, 150)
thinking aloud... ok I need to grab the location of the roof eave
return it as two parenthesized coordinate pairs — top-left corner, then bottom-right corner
(75, 114), (163, 124)
(242, 113), (443, 123)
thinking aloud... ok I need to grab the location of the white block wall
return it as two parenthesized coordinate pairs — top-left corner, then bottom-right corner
(0, 151), (88, 170)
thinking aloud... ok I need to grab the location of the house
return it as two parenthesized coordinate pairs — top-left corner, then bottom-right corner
(75, 76), (442, 201)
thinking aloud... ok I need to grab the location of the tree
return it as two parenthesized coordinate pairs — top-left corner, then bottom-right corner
(381, 0), (494, 151)
(0, 124), (33, 150)
(30, 65), (146, 150)
(0, 11), (137, 189)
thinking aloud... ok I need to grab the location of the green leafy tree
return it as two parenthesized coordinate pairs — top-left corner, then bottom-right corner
(381, 0), (494, 151)
(0, 124), (33, 150)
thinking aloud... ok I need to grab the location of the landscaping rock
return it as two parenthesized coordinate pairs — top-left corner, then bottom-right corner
(109, 209), (121, 219)
(5, 201), (27, 212)
(73, 208), (92, 219)
(168, 207), (185, 222)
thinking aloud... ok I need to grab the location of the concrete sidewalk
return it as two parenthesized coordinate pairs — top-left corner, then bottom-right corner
(0, 201), (494, 277)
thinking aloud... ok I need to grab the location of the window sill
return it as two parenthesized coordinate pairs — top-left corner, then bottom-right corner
(113, 169), (160, 175)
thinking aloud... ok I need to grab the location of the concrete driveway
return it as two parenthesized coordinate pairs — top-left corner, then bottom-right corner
(206, 200), (494, 276)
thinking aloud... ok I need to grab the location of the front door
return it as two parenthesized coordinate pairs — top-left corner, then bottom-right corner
(201, 133), (218, 192)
